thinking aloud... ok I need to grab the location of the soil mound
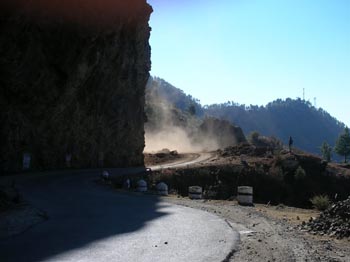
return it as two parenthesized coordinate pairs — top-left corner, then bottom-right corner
(218, 143), (274, 157)
(303, 197), (350, 239)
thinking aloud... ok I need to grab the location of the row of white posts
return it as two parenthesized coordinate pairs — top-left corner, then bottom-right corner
(101, 173), (170, 196)
(115, 174), (254, 205)
(23, 154), (254, 205)
(188, 185), (254, 205)
(22, 154), (254, 205)
(21, 152), (105, 170)
(135, 180), (169, 196)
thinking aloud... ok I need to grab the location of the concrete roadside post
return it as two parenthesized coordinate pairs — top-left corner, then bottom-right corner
(123, 178), (131, 189)
(101, 171), (110, 181)
(137, 179), (147, 192)
(237, 186), (253, 206)
(23, 153), (31, 170)
(189, 186), (202, 199)
(156, 182), (168, 196)
(65, 153), (72, 168)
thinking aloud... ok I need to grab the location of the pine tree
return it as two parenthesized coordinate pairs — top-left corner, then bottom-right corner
(334, 127), (350, 163)
(248, 131), (261, 146)
(320, 141), (332, 162)
(187, 104), (196, 116)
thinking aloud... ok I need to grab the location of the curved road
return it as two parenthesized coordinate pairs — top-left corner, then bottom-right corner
(148, 152), (215, 170)
(0, 159), (239, 262)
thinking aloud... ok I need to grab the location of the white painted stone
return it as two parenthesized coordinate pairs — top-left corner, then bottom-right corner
(23, 153), (31, 170)
(156, 182), (168, 196)
(237, 186), (253, 205)
(102, 171), (110, 180)
(65, 153), (72, 167)
(123, 179), (131, 189)
(189, 186), (202, 199)
(137, 179), (147, 192)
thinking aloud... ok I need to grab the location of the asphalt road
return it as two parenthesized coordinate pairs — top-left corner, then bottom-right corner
(0, 167), (239, 262)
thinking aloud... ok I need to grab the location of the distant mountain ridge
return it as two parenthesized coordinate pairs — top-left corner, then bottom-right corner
(147, 76), (346, 157)
(205, 99), (345, 155)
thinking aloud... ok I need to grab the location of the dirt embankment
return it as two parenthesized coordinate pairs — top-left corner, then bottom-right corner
(150, 143), (350, 208)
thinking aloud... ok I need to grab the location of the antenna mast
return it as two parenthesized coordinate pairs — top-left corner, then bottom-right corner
(303, 88), (305, 101)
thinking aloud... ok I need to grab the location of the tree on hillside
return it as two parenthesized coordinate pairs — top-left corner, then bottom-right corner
(248, 131), (260, 145)
(147, 79), (346, 158)
(205, 98), (345, 157)
(320, 141), (332, 162)
(334, 127), (350, 163)
(187, 104), (196, 116)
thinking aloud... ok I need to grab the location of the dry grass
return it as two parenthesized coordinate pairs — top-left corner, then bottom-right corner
(255, 203), (320, 225)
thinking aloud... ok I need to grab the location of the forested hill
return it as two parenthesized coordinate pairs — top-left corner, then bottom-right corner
(146, 76), (204, 116)
(146, 76), (346, 156)
(205, 99), (345, 155)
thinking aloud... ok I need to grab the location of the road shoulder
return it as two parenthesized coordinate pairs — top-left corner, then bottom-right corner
(0, 203), (47, 240)
(165, 197), (350, 262)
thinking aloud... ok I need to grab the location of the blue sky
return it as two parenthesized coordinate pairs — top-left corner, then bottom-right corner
(147, 0), (350, 126)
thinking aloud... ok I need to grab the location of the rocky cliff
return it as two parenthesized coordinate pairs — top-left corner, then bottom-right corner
(0, 1), (152, 173)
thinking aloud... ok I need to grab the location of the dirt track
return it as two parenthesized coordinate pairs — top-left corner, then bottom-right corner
(148, 152), (215, 170)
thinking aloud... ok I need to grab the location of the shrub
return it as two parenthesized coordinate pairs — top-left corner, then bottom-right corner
(294, 166), (306, 181)
(310, 195), (330, 211)
(248, 131), (260, 144)
(269, 166), (284, 179)
(274, 153), (283, 166)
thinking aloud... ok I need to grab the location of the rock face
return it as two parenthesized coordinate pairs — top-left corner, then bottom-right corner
(0, 1), (152, 173)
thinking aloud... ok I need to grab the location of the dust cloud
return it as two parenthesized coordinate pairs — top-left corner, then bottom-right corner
(144, 79), (220, 153)
(144, 126), (219, 153)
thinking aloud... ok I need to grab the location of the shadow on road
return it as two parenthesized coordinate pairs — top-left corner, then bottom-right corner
(0, 169), (168, 262)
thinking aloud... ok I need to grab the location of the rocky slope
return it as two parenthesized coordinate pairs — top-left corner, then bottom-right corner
(303, 197), (350, 239)
(0, 0), (152, 173)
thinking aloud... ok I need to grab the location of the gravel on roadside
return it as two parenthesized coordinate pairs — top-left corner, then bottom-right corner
(165, 197), (350, 262)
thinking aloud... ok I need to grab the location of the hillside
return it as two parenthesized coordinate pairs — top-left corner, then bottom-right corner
(146, 76), (204, 117)
(147, 77), (346, 158)
(144, 77), (246, 152)
(205, 99), (345, 156)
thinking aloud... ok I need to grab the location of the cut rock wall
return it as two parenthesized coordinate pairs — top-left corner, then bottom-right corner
(0, 1), (152, 173)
